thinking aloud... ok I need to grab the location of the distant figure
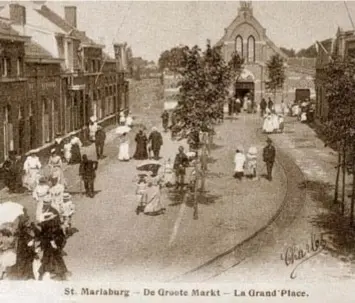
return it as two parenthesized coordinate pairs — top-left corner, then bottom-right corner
(95, 125), (106, 160)
(88, 117), (98, 142)
(119, 112), (126, 126)
(235, 97), (241, 114)
(161, 110), (169, 132)
(268, 98), (274, 111)
(173, 146), (189, 190)
(32, 177), (50, 222)
(2, 150), (22, 193)
(63, 138), (72, 164)
(280, 100), (286, 115)
(52, 133), (64, 159)
(126, 112), (133, 127)
(148, 127), (163, 160)
(69, 135), (82, 165)
(79, 154), (98, 198)
(23, 150), (41, 192)
(246, 147), (258, 180)
(260, 98), (267, 117)
(233, 148), (246, 181)
(263, 138), (276, 181)
(48, 149), (65, 186)
(118, 133), (130, 161)
(133, 130), (148, 160)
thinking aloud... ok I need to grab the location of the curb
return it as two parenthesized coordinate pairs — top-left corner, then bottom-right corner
(169, 128), (306, 282)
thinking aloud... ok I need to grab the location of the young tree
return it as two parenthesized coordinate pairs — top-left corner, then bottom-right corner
(158, 46), (188, 72)
(320, 57), (355, 225)
(266, 54), (286, 100)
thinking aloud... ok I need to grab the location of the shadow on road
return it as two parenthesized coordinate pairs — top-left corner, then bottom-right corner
(306, 180), (355, 264)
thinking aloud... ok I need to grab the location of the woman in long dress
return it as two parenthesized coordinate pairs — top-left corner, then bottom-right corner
(48, 149), (65, 186)
(133, 130), (148, 160)
(262, 114), (274, 134)
(144, 176), (166, 215)
(118, 133), (130, 161)
(63, 138), (72, 164)
(23, 151), (42, 192)
(69, 135), (82, 164)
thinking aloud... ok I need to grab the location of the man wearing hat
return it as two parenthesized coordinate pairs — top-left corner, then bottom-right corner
(263, 138), (276, 181)
(79, 154), (98, 198)
(173, 146), (189, 190)
(95, 125), (106, 160)
(148, 127), (163, 160)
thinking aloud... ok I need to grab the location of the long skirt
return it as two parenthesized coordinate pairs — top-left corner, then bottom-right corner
(23, 168), (40, 191)
(118, 142), (130, 161)
(50, 167), (66, 186)
(144, 186), (165, 215)
(70, 145), (81, 164)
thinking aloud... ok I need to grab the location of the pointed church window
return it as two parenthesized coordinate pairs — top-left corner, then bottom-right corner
(247, 36), (255, 62)
(235, 36), (243, 57)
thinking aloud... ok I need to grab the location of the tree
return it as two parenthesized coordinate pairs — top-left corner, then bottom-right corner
(266, 54), (286, 99)
(158, 46), (188, 72)
(296, 45), (317, 58)
(280, 47), (296, 57)
(320, 56), (355, 226)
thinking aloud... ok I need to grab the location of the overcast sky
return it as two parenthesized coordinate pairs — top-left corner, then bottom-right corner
(35, 1), (355, 61)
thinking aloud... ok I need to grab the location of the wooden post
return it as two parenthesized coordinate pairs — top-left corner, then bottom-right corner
(341, 140), (346, 215)
(334, 146), (341, 204)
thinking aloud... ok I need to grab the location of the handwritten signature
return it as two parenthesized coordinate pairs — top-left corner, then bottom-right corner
(280, 233), (327, 279)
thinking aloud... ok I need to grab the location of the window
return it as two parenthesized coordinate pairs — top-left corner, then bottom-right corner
(235, 36), (243, 57)
(2, 57), (11, 77)
(247, 36), (255, 62)
(17, 57), (23, 77)
(92, 60), (96, 73)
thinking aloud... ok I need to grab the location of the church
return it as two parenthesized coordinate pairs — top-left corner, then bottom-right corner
(216, 1), (315, 106)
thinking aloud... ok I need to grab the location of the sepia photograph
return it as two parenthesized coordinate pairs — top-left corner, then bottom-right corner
(0, 0), (354, 301)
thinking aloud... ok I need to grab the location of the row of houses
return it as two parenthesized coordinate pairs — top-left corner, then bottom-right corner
(0, 2), (130, 163)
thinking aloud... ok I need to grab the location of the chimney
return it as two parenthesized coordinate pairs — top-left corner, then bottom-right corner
(64, 6), (77, 28)
(9, 4), (26, 26)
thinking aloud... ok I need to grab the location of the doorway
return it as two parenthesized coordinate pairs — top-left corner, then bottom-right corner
(235, 81), (255, 107)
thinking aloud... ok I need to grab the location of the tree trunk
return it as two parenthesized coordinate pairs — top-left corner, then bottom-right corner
(193, 160), (198, 220)
(334, 148), (341, 204)
(341, 140), (346, 215)
(351, 142), (355, 227)
(200, 143), (208, 192)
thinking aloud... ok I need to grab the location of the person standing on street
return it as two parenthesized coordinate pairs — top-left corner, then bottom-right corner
(263, 138), (276, 181)
(161, 110), (169, 132)
(233, 148), (246, 181)
(268, 97), (274, 111)
(79, 154), (98, 198)
(260, 98), (267, 117)
(95, 125), (106, 160)
(173, 146), (189, 190)
(2, 150), (22, 193)
(148, 127), (163, 160)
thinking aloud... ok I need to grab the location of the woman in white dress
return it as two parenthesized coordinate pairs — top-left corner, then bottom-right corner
(88, 116), (98, 142)
(263, 114), (274, 134)
(23, 151), (42, 192)
(118, 133), (130, 161)
(125, 113), (133, 127)
(63, 138), (72, 164)
(32, 177), (50, 222)
(48, 149), (65, 186)
(271, 113), (280, 131)
(144, 176), (166, 215)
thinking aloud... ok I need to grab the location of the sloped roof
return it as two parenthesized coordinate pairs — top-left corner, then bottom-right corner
(25, 40), (53, 59)
(35, 5), (100, 47)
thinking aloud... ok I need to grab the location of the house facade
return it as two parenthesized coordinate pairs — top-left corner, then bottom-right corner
(315, 28), (355, 122)
(0, 2), (129, 162)
(216, 1), (315, 105)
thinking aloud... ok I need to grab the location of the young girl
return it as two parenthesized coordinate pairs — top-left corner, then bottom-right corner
(246, 146), (258, 180)
(163, 159), (174, 188)
(61, 193), (76, 237)
(63, 138), (72, 164)
(135, 173), (148, 215)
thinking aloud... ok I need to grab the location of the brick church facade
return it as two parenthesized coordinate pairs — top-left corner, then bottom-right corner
(216, 1), (315, 106)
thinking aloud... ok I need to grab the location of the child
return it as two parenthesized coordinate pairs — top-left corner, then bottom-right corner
(278, 115), (285, 133)
(63, 138), (72, 164)
(163, 159), (174, 188)
(246, 146), (258, 180)
(135, 173), (148, 215)
(61, 193), (76, 237)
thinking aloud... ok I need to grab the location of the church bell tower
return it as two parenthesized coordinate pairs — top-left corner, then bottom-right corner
(238, 1), (253, 18)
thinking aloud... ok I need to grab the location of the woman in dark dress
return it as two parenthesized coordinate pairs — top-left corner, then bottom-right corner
(38, 210), (68, 281)
(133, 130), (148, 160)
(10, 210), (36, 280)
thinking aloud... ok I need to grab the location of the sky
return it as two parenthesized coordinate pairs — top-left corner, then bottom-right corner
(17, 1), (355, 61)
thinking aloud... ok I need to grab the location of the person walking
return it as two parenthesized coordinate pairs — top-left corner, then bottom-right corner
(33, 177), (50, 222)
(23, 150), (42, 192)
(267, 97), (274, 111)
(233, 148), (246, 181)
(133, 130), (148, 160)
(148, 127), (163, 160)
(2, 150), (22, 193)
(88, 117), (98, 142)
(95, 125), (106, 160)
(48, 149), (65, 186)
(161, 110), (169, 132)
(69, 135), (82, 165)
(263, 138), (276, 181)
(260, 98), (267, 117)
(79, 154), (98, 198)
(173, 146), (189, 190)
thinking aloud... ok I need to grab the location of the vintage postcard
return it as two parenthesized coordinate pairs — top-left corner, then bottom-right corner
(0, 0), (354, 302)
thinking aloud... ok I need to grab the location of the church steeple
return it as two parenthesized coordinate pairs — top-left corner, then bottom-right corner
(238, 1), (253, 18)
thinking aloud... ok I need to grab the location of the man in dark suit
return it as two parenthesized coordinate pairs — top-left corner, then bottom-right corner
(79, 154), (98, 198)
(148, 127), (163, 160)
(263, 138), (276, 181)
(95, 126), (106, 160)
(173, 146), (189, 190)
